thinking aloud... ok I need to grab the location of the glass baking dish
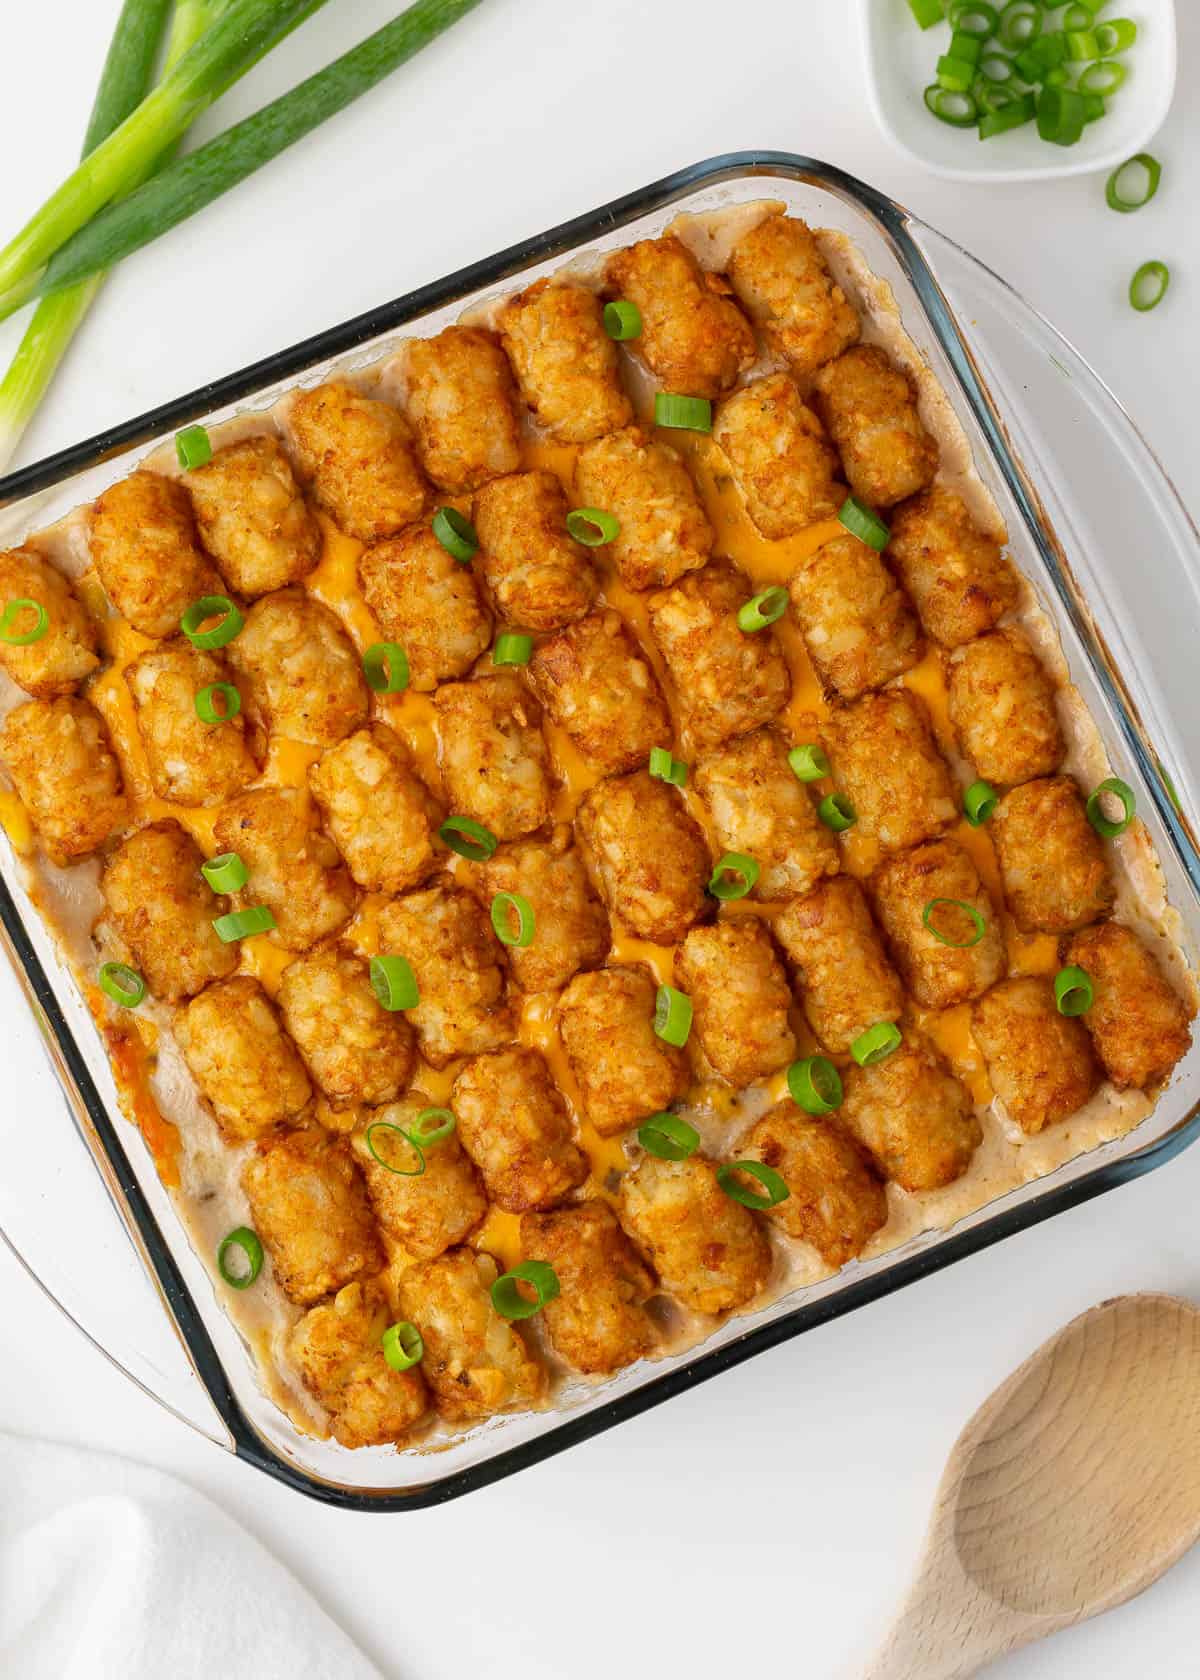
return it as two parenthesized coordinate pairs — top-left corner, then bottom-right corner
(2, 151), (1199, 1511)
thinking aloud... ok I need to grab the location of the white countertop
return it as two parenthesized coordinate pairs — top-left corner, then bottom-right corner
(2, 4), (1198, 1676)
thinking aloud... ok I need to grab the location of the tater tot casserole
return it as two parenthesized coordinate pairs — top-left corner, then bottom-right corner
(0, 192), (1194, 1465)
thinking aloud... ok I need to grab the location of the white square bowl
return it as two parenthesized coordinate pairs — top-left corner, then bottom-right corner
(860, 0), (1176, 182)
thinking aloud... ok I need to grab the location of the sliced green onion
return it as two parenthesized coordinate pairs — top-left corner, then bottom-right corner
(654, 392), (712, 433)
(649, 746), (688, 787)
(949, 30), (984, 64)
(1064, 28), (1099, 59)
(907, 0), (945, 25)
(492, 632), (533, 667)
(924, 84), (979, 126)
(491, 1260), (559, 1320)
(964, 779), (998, 825)
(787, 1056), (843, 1116)
(1130, 261), (1170, 314)
(1031, 28), (1066, 67)
(201, 852), (247, 894)
(175, 423), (211, 470)
(1063, 2), (1093, 26)
(851, 1022), (903, 1067)
(922, 898), (987, 948)
(1042, 65), (1070, 87)
(491, 891), (535, 948)
(737, 587), (788, 632)
(218, 1226), (263, 1290)
(408, 1107), (456, 1147)
(1107, 154), (1162, 212)
(604, 299), (642, 340)
(381, 1321), (424, 1372)
(212, 905), (275, 943)
(0, 598), (48, 646)
(998, 0), (1041, 48)
(838, 495), (890, 551)
(708, 853), (760, 902)
(1081, 91), (1106, 123)
(1014, 44), (1045, 79)
(98, 961), (146, 1008)
(438, 814), (498, 861)
(788, 743), (830, 783)
(1086, 776), (1136, 835)
(951, 0), (1000, 34)
(972, 76), (1016, 115)
(979, 92), (1037, 136)
(819, 793), (856, 832)
(566, 507), (619, 547)
(978, 48), (1016, 82)
(1079, 59), (1125, 95)
(1054, 965), (1094, 1016)
(365, 1120), (425, 1176)
(194, 680), (241, 724)
(1095, 18), (1136, 53)
(180, 594), (243, 651)
(654, 985), (693, 1048)
(937, 52), (977, 92)
(432, 505), (478, 562)
(362, 641), (409, 694)
(637, 1113), (700, 1160)
(716, 1160), (790, 1211)
(369, 954), (420, 1011)
(1037, 86), (1086, 145)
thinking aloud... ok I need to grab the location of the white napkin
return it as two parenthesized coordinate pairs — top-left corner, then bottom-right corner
(0, 1434), (383, 1680)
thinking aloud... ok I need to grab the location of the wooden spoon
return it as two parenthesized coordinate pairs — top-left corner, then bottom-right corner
(864, 1293), (1200, 1679)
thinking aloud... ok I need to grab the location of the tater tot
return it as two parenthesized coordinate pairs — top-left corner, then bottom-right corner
(839, 1033), (981, 1191)
(712, 373), (840, 539)
(309, 723), (443, 895)
(886, 486), (1019, 648)
(499, 279), (632, 444)
(576, 769), (710, 945)
(433, 671), (553, 841)
(825, 689), (958, 853)
(812, 345), (937, 509)
(521, 1201), (657, 1374)
(185, 434), (320, 597)
(286, 381), (427, 541)
(693, 727), (839, 903)
(396, 1247), (544, 1421)
(0, 546), (98, 697)
(242, 1126), (382, 1304)
(404, 325), (522, 491)
(774, 876), (904, 1055)
(870, 839), (1005, 1011)
(574, 427), (712, 590)
(452, 1045), (587, 1212)
(947, 627), (1065, 787)
(289, 1278), (428, 1449)
(676, 920), (796, 1087)
(1065, 922), (1194, 1091)
(101, 822), (237, 1001)
(606, 236), (756, 400)
(89, 470), (221, 638)
(376, 880), (512, 1068)
(472, 470), (597, 632)
(358, 523), (491, 691)
(351, 1093), (487, 1260)
(972, 976), (1103, 1134)
(127, 638), (258, 806)
(620, 1153), (771, 1315)
(480, 832), (609, 994)
(278, 947), (414, 1110)
(176, 976), (312, 1141)
(726, 212), (860, 379)
(2, 698), (124, 866)
(213, 786), (357, 949)
(737, 1101), (887, 1266)
(788, 532), (922, 700)
(226, 588), (368, 750)
(556, 964), (689, 1136)
(527, 610), (671, 775)
(647, 562), (791, 751)
(992, 776), (1115, 934)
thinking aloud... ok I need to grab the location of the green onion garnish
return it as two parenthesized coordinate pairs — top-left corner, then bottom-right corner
(964, 779), (998, 826)
(175, 423), (212, 471)
(708, 853), (761, 902)
(649, 747), (688, 787)
(369, 954), (420, 1011)
(737, 587), (788, 633)
(979, 92), (1036, 137)
(1095, 18), (1136, 53)
(1086, 776), (1136, 836)
(365, 1119), (425, 1177)
(637, 1113), (700, 1160)
(907, 0), (945, 27)
(1079, 60), (1125, 95)
(952, 0), (1000, 33)
(566, 507), (619, 547)
(1054, 965), (1094, 1016)
(1063, 3), (1093, 28)
(491, 891), (535, 948)
(716, 1160), (790, 1211)
(787, 1055), (843, 1116)
(997, 0), (1040, 46)
(492, 632), (533, 667)
(978, 48), (1015, 83)
(1036, 86), (1086, 146)
(949, 30), (984, 65)
(362, 641), (409, 694)
(0, 598), (49, 646)
(837, 496), (890, 551)
(654, 985), (693, 1048)
(604, 299), (642, 340)
(201, 852), (248, 894)
(1064, 28), (1099, 60)
(922, 898), (987, 948)
(1081, 92), (1106, 123)
(491, 1260), (560, 1321)
(98, 961), (146, 1009)
(924, 85), (979, 127)
(194, 681), (241, 724)
(851, 1022), (903, 1067)
(212, 905), (275, 943)
(818, 793), (856, 832)
(937, 53), (976, 93)
(217, 1226), (263, 1290)
(432, 506), (478, 563)
(381, 1321), (424, 1372)
(438, 815), (498, 861)
(180, 594), (243, 651)
(408, 1107), (456, 1147)
(654, 392), (712, 433)
(788, 743), (830, 783)
(1129, 261), (1170, 314)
